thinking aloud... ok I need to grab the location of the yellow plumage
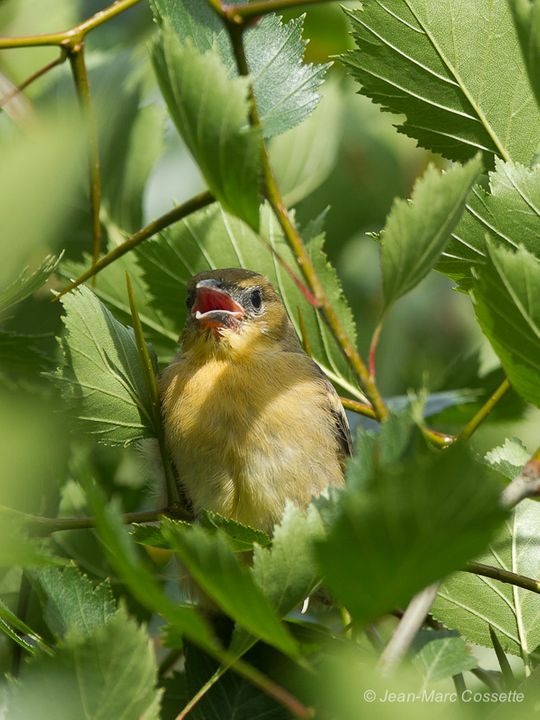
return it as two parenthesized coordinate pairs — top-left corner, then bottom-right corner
(159, 268), (350, 533)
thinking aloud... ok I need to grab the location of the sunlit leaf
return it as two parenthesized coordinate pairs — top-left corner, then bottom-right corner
(54, 286), (157, 445)
(433, 441), (540, 660)
(151, 25), (261, 230)
(150, 0), (329, 137)
(440, 159), (540, 287)
(343, 1), (540, 164)
(472, 242), (540, 407)
(380, 157), (481, 308)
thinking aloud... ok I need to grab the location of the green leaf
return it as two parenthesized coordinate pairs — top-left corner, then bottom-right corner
(85, 482), (217, 653)
(440, 159), (540, 287)
(132, 513), (270, 554)
(343, 1), (540, 164)
(151, 26), (261, 230)
(471, 242), (540, 407)
(433, 498), (540, 659)
(0, 253), (61, 315)
(270, 77), (343, 207)
(484, 437), (530, 480)
(381, 157), (482, 308)
(199, 511), (271, 553)
(0, 598), (49, 656)
(61, 248), (178, 366)
(6, 607), (160, 720)
(151, 0), (328, 138)
(509, 0), (540, 110)
(160, 519), (300, 659)
(181, 643), (285, 720)
(251, 503), (325, 619)
(316, 415), (506, 625)
(0, 117), (81, 291)
(35, 566), (116, 640)
(54, 286), (157, 445)
(0, 331), (53, 390)
(100, 86), (163, 233)
(136, 205), (364, 399)
(0, 514), (59, 569)
(412, 630), (477, 684)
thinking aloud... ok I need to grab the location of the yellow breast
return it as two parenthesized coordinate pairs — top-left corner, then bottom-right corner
(159, 350), (343, 532)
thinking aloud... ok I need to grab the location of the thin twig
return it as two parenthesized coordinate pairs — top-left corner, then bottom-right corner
(339, 396), (376, 420)
(126, 273), (181, 508)
(0, 0), (142, 49)
(465, 561), (540, 595)
(217, 0), (338, 23)
(0, 505), (187, 535)
(217, 8), (389, 421)
(57, 191), (215, 297)
(379, 582), (440, 673)
(455, 378), (510, 443)
(368, 322), (382, 380)
(0, 52), (67, 110)
(68, 44), (102, 267)
(501, 447), (540, 509)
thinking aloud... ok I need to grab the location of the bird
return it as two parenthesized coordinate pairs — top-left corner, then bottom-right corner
(159, 268), (351, 534)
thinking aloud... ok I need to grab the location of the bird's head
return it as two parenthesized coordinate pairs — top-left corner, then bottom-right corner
(182, 268), (299, 356)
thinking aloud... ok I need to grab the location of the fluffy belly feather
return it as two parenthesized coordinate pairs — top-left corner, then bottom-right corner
(159, 353), (343, 532)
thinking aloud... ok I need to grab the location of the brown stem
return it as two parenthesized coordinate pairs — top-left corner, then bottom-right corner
(465, 561), (540, 595)
(217, 0), (338, 23)
(57, 191), (215, 297)
(0, 52), (67, 110)
(1, 506), (189, 536)
(68, 45), (102, 268)
(222, 13), (389, 421)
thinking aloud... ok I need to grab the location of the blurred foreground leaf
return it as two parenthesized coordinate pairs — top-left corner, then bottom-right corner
(412, 630), (477, 684)
(317, 414), (506, 624)
(5, 607), (160, 720)
(0, 254), (61, 316)
(161, 520), (300, 660)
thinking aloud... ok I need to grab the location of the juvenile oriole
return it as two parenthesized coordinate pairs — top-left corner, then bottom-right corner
(159, 268), (351, 532)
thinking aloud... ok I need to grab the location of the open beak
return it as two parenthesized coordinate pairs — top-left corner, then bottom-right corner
(191, 280), (244, 331)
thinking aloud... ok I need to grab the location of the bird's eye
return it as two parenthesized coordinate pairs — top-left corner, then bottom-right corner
(186, 289), (195, 309)
(250, 288), (263, 312)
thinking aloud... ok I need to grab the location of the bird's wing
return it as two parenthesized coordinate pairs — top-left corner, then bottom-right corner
(323, 378), (353, 468)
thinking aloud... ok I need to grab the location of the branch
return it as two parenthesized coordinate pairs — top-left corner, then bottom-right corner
(378, 582), (440, 673)
(0, 0), (142, 50)
(455, 377), (510, 443)
(465, 561), (540, 595)
(501, 447), (540, 509)
(217, 0), (338, 23)
(0, 52), (67, 110)
(68, 44), (102, 267)
(57, 191), (215, 297)
(0, 505), (189, 535)
(214, 6), (389, 421)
